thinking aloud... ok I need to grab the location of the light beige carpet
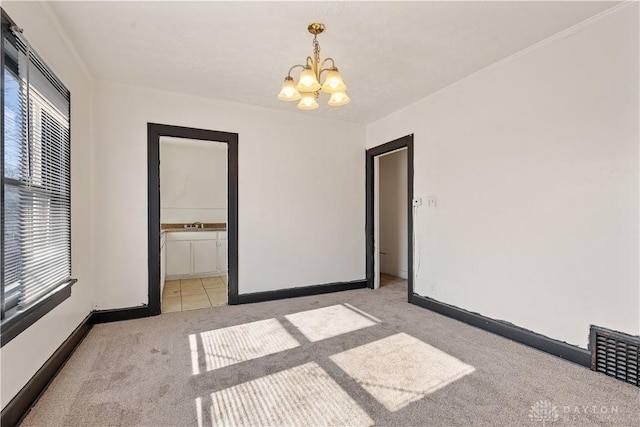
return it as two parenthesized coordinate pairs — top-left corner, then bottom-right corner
(20, 278), (639, 426)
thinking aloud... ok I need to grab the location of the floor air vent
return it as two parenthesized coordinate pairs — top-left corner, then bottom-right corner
(590, 326), (639, 387)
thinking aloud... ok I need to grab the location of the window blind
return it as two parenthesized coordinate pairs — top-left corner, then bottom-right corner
(2, 23), (72, 319)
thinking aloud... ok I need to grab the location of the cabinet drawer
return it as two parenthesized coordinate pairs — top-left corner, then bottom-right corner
(166, 231), (217, 241)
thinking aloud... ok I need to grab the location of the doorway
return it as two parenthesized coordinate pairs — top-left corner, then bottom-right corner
(378, 148), (409, 289)
(148, 123), (239, 316)
(366, 134), (414, 302)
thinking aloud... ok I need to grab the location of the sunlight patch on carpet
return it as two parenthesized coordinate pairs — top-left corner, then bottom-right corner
(195, 397), (203, 427)
(285, 304), (378, 342)
(209, 362), (374, 426)
(189, 334), (200, 375)
(199, 318), (299, 372)
(330, 333), (475, 412)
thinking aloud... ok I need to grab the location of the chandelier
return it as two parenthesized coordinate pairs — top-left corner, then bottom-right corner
(277, 23), (350, 110)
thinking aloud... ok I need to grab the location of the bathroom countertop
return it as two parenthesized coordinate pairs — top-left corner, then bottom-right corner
(161, 223), (227, 233)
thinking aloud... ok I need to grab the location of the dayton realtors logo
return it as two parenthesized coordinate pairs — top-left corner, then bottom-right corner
(529, 400), (620, 425)
(529, 400), (559, 426)
(561, 404), (619, 422)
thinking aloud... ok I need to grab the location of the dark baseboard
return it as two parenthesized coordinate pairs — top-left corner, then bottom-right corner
(0, 306), (152, 425)
(411, 294), (590, 367)
(91, 306), (151, 324)
(0, 313), (93, 427)
(237, 280), (368, 304)
(0, 280), (367, 425)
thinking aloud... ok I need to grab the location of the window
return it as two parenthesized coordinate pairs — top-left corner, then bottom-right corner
(1, 10), (75, 346)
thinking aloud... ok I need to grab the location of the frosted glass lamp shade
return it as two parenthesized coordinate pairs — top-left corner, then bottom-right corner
(278, 77), (301, 101)
(297, 92), (319, 110)
(328, 91), (350, 106)
(296, 66), (321, 92)
(321, 69), (346, 94)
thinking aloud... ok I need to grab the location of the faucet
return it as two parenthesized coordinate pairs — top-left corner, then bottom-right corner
(184, 221), (203, 229)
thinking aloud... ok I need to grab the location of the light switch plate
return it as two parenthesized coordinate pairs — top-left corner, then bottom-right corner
(427, 197), (436, 208)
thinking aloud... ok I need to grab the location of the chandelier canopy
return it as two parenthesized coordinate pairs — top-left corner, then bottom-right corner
(278, 23), (350, 110)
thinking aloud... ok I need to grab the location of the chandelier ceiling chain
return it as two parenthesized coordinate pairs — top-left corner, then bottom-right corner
(278, 23), (350, 110)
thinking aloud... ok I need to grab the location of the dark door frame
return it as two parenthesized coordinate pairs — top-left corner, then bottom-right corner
(147, 123), (239, 315)
(366, 134), (414, 302)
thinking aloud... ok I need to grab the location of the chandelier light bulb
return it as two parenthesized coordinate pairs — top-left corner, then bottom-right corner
(298, 92), (319, 110)
(296, 66), (321, 92)
(278, 77), (301, 101)
(328, 91), (350, 107)
(321, 69), (346, 94)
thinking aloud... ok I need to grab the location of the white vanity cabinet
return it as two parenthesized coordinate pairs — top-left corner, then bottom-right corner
(217, 231), (228, 273)
(165, 231), (227, 278)
(166, 240), (191, 276)
(193, 240), (218, 274)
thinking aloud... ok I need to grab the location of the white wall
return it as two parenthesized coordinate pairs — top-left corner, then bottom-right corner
(379, 149), (408, 279)
(160, 137), (227, 224)
(1, 2), (93, 409)
(367, 5), (639, 348)
(92, 81), (366, 309)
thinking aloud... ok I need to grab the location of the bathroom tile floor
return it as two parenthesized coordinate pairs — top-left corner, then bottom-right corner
(380, 273), (406, 287)
(161, 276), (228, 313)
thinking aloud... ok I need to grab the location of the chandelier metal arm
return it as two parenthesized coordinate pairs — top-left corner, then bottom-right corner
(304, 56), (315, 71)
(320, 57), (336, 70)
(287, 64), (306, 78)
(319, 58), (337, 78)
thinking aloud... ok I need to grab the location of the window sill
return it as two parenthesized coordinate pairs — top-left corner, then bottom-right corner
(1, 279), (77, 347)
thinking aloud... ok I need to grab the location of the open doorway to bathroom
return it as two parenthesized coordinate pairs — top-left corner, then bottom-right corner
(366, 134), (414, 301)
(160, 137), (228, 312)
(147, 124), (238, 316)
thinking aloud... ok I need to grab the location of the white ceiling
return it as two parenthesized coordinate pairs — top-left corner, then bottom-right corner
(47, 1), (619, 124)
